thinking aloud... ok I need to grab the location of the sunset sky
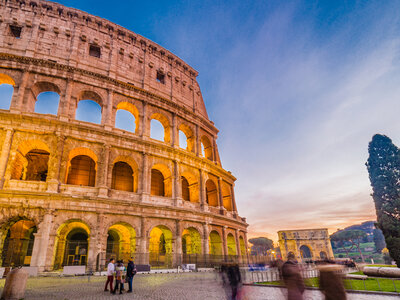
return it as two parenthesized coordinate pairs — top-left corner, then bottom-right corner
(6, 0), (400, 241)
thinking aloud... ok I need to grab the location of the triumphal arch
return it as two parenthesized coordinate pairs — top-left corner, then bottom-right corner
(278, 229), (334, 262)
(0, 0), (248, 271)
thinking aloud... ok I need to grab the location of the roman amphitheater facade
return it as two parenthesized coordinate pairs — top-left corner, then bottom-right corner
(0, 0), (248, 271)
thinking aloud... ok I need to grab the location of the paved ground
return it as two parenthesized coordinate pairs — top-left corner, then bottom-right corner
(0, 272), (398, 299)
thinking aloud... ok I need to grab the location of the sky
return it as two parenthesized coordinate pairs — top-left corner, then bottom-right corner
(3, 0), (400, 241)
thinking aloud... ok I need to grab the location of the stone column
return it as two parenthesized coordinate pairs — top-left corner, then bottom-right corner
(137, 217), (148, 265)
(10, 71), (29, 112)
(199, 169), (206, 211)
(173, 160), (182, 205)
(97, 145), (110, 197)
(87, 232), (98, 272)
(140, 153), (150, 201)
(141, 102), (149, 139)
(235, 229), (241, 259)
(30, 212), (54, 271)
(217, 177), (225, 214)
(59, 79), (73, 121)
(212, 137), (217, 162)
(195, 125), (201, 157)
(102, 89), (114, 130)
(222, 226), (228, 258)
(175, 219), (182, 267)
(202, 223), (209, 255)
(0, 129), (14, 189)
(171, 113), (177, 147)
(231, 183), (238, 215)
(47, 134), (65, 192)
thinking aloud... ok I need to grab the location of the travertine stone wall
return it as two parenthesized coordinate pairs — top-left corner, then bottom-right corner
(0, 0), (248, 271)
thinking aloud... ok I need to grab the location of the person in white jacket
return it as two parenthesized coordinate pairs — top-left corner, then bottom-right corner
(104, 258), (115, 292)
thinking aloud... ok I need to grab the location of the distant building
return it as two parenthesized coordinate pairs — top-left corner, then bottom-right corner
(278, 229), (334, 262)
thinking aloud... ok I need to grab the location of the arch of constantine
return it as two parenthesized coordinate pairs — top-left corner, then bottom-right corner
(0, 0), (248, 271)
(278, 229), (334, 262)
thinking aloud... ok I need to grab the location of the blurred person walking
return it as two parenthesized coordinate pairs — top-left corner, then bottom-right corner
(318, 263), (347, 300)
(112, 260), (125, 295)
(221, 263), (242, 300)
(281, 253), (305, 300)
(104, 258), (115, 292)
(126, 257), (137, 293)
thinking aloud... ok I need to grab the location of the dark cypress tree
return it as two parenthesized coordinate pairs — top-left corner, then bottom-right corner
(373, 228), (386, 253)
(366, 134), (400, 267)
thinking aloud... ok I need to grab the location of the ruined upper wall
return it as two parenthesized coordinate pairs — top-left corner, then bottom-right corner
(0, 0), (210, 120)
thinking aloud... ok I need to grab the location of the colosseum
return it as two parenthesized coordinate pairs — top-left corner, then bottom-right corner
(0, 0), (248, 272)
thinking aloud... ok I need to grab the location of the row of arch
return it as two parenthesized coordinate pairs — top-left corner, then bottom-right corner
(8, 139), (235, 210)
(0, 218), (246, 269)
(0, 74), (214, 159)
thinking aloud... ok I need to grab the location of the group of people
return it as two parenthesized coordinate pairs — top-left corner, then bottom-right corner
(104, 258), (137, 295)
(281, 253), (347, 300)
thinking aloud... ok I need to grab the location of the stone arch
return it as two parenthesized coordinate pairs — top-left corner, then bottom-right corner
(75, 90), (103, 124)
(300, 245), (312, 260)
(148, 225), (174, 268)
(0, 73), (15, 110)
(239, 236), (246, 257)
(221, 181), (233, 211)
(205, 179), (218, 207)
(114, 102), (139, 134)
(182, 227), (202, 256)
(151, 163), (172, 197)
(29, 81), (61, 115)
(178, 123), (194, 152)
(65, 147), (98, 186)
(209, 230), (223, 256)
(201, 135), (213, 160)
(150, 113), (171, 143)
(106, 222), (136, 262)
(52, 219), (91, 269)
(111, 156), (138, 192)
(227, 233), (237, 256)
(0, 217), (37, 267)
(181, 171), (199, 203)
(11, 139), (51, 181)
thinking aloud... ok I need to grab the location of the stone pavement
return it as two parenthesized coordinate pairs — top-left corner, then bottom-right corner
(0, 272), (398, 299)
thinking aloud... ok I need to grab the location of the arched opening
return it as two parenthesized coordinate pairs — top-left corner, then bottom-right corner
(149, 225), (173, 268)
(34, 91), (60, 115)
(221, 181), (233, 211)
(150, 164), (172, 197)
(0, 219), (37, 267)
(209, 230), (222, 256)
(150, 119), (165, 142)
(151, 169), (164, 197)
(201, 136), (213, 160)
(205, 179), (218, 207)
(115, 102), (139, 133)
(0, 73), (15, 110)
(178, 123), (194, 152)
(227, 233), (237, 256)
(181, 176), (190, 201)
(76, 98), (102, 124)
(53, 221), (90, 269)
(182, 227), (201, 264)
(320, 251), (327, 259)
(106, 223), (136, 263)
(179, 130), (187, 150)
(112, 161), (134, 192)
(66, 155), (96, 186)
(150, 113), (170, 143)
(300, 245), (312, 260)
(239, 236), (246, 257)
(11, 140), (51, 182)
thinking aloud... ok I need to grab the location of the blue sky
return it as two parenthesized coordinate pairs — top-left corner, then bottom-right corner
(3, 0), (400, 240)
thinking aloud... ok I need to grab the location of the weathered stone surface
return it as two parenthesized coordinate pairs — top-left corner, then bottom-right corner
(0, 0), (248, 272)
(0, 267), (29, 300)
(363, 267), (400, 278)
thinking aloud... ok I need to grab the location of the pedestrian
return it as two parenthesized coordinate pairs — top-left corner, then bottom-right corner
(281, 253), (305, 300)
(221, 263), (242, 300)
(112, 260), (125, 295)
(104, 258), (115, 292)
(318, 263), (347, 300)
(126, 257), (137, 293)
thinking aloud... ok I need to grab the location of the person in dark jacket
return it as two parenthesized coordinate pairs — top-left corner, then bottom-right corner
(281, 253), (305, 300)
(318, 263), (347, 300)
(126, 258), (136, 293)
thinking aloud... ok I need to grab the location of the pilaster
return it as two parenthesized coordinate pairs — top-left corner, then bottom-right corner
(0, 129), (14, 189)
